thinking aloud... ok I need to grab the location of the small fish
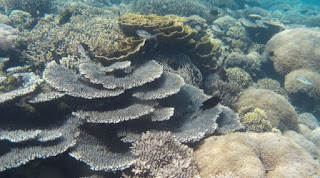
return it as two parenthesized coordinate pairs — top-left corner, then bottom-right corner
(200, 96), (221, 111)
(296, 76), (314, 86)
(136, 30), (159, 48)
(136, 30), (157, 40)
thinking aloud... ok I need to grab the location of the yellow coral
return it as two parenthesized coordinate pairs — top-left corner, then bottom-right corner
(241, 108), (273, 133)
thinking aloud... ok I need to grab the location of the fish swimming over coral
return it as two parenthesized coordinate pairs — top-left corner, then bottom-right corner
(200, 96), (221, 110)
(136, 30), (159, 47)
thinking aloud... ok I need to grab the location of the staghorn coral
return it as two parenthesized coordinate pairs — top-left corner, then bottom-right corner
(129, 131), (199, 177)
(226, 67), (253, 88)
(239, 107), (273, 132)
(234, 88), (299, 131)
(194, 132), (320, 177)
(284, 69), (320, 101)
(264, 28), (320, 75)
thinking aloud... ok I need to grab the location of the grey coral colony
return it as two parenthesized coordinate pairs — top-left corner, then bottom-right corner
(0, 43), (242, 174)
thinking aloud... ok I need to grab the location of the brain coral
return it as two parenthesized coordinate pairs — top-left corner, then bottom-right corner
(234, 88), (299, 131)
(264, 28), (320, 75)
(284, 69), (320, 101)
(194, 132), (320, 178)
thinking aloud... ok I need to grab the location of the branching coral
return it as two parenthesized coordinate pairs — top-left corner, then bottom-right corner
(130, 0), (216, 23)
(226, 67), (253, 88)
(129, 131), (199, 177)
(15, 4), (125, 64)
(2, 0), (51, 16)
(239, 107), (273, 133)
(223, 51), (261, 75)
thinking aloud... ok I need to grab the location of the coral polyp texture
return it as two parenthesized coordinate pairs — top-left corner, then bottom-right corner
(264, 28), (320, 75)
(284, 69), (320, 101)
(0, 23), (17, 54)
(129, 131), (199, 177)
(194, 132), (320, 177)
(234, 88), (299, 131)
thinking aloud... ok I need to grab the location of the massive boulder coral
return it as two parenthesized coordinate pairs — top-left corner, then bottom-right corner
(194, 132), (320, 178)
(0, 23), (17, 55)
(234, 88), (299, 131)
(284, 69), (320, 101)
(264, 28), (320, 75)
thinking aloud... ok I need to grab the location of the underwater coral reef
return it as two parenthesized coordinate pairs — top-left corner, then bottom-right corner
(1, 0), (320, 177)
